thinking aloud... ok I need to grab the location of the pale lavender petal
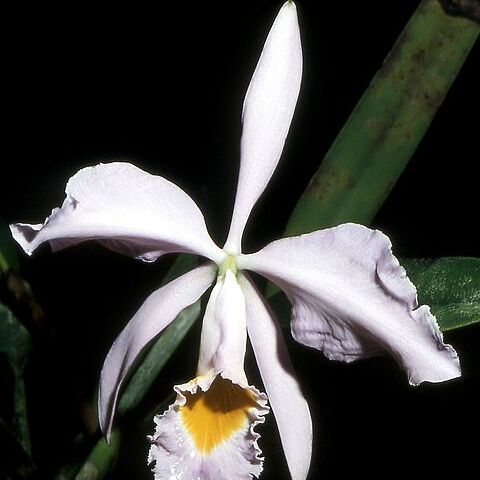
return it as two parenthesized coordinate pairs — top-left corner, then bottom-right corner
(98, 264), (216, 439)
(239, 223), (461, 385)
(11, 162), (225, 264)
(224, 2), (302, 253)
(148, 372), (269, 480)
(240, 273), (312, 480)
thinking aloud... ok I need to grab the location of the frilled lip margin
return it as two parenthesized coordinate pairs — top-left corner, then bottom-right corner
(148, 372), (269, 480)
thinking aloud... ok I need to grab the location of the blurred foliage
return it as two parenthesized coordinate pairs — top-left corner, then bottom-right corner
(0, 303), (32, 456)
(0, 218), (19, 274)
(0, 304), (32, 374)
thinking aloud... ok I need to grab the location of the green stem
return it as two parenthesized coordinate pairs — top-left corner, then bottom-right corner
(0, 250), (9, 274)
(13, 373), (31, 456)
(74, 430), (121, 480)
(0, 217), (19, 273)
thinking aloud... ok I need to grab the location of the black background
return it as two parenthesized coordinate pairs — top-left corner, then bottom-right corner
(1, 1), (479, 479)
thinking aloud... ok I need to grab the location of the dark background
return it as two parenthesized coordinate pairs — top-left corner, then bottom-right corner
(1, 1), (478, 479)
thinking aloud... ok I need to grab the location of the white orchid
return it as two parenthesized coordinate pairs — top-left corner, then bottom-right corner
(10, 2), (460, 479)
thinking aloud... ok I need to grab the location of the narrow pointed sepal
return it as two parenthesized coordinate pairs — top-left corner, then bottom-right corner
(225, 1), (302, 253)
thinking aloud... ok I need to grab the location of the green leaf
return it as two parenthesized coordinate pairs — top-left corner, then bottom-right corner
(285, 0), (479, 236)
(0, 218), (19, 275)
(269, 257), (480, 333)
(0, 304), (33, 455)
(0, 304), (32, 376)
(116, 254), (202, 416)
(401, 257), (480, 331)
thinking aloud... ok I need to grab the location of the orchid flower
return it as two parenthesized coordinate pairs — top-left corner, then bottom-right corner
(10, 2), (461, 479)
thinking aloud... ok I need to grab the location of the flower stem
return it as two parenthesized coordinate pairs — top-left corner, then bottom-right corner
(13, 373), (31, 456)
(74, 430), (121, 480)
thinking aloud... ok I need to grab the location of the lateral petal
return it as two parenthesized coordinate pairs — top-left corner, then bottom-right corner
(239, 273), (312, 480)
(10, 162), (225, 263)
(148, 372), (269, 480)
(239, 223), (461, 385)
(224, 2), (302, 253)
(98, 263), (216, 439)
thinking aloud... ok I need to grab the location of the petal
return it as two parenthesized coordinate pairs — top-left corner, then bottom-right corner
(197, 269), (248, 384)
(98, 263), (216, 439)
(224, 2), (302, 253)
(239, 273), (312, 480)
(10, 162), (225, 264)
(239, 223), (461, 385)
(148, 372), (269, 480)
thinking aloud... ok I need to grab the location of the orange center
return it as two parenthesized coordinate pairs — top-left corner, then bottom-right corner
(180, 377), (257, 454)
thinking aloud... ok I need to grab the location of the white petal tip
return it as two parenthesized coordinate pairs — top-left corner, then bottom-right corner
(408, 357), (461, 386)
(9, 223), (40, 255)
(97, 398), (109, 439)
(279, 1), (299, 23)
(283, 1), (297, 9)
(100, 414), (113, 445)
(405, 306), (462, 386)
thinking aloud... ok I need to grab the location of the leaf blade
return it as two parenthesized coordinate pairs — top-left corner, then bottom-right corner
(285, 0), (479, 236)
(401, 257), (480, 331)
